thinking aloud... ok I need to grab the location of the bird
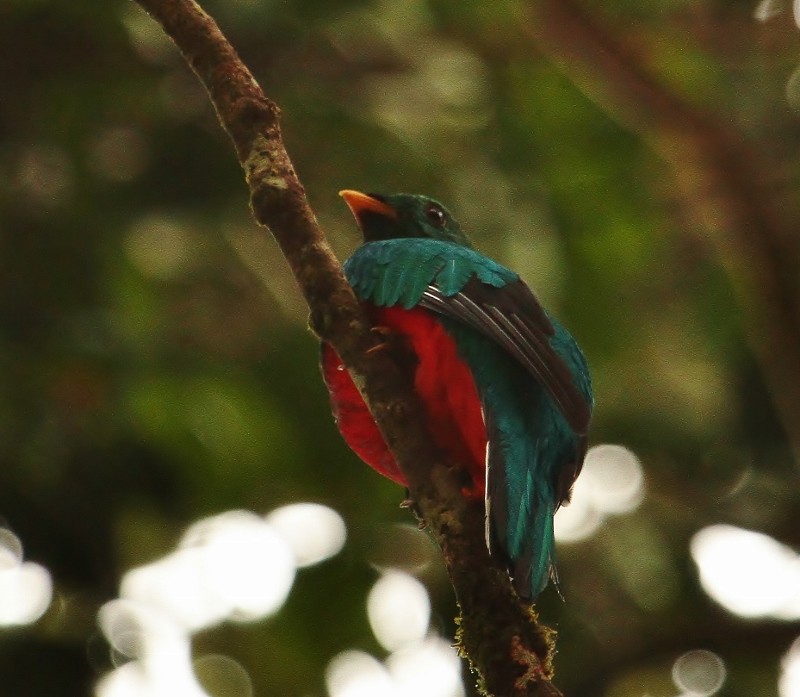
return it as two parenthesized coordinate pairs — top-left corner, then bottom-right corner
(320, 190), (593, 599)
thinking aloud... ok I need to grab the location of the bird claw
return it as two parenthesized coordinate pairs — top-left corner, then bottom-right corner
(400, 490), (425, 527)
(371, 326), (393, 339)
(365, 326), (393, 356)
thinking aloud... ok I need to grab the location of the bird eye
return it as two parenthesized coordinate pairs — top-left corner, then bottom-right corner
(425, 204), (446, 228)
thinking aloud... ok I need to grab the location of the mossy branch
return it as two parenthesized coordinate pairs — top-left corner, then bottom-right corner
(132, 0), (566, 694)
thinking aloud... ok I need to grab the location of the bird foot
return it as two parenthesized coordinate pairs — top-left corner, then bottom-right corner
(400, 490), (425, 527)
(365, 327), (418, 372)
(364, 326), (393, 355)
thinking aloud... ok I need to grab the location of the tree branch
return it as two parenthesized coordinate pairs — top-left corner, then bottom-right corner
(132, 0), (564, 694)
(525, 0), (800, 458)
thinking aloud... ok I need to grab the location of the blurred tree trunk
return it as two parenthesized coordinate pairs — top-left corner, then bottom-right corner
(525, 0), (800, 459)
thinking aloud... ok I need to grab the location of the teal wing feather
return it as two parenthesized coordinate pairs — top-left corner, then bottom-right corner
(344, 239), (517, 308)
(447, 318), (591, 597)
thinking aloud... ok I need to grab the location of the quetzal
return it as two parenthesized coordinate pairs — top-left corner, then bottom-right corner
(320, 190), (593, 599)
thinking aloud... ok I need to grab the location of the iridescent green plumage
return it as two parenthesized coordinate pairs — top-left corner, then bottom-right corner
(332, 192), (593, 598)
(346, 238), (516, 309)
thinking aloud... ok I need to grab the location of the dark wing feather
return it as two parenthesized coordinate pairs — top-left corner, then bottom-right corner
(419, 278), (591, 438)
(421, 276), (591, 598)
(555, 433), (589, 506)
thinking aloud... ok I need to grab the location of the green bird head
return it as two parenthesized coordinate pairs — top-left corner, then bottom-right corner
(340, 190), (471, 247)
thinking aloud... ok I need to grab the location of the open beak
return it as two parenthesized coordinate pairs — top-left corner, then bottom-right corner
(339, 190), (398, 222)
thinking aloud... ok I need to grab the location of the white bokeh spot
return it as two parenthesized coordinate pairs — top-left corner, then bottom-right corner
(96, 504), (347, 695)
(266, 503), (347, 567)
(367, 570), (431, 652)
(0, 528), (52, 627)
(555, 443), (645, 543)
(325, 650), (400, 697)
(691, 525), (800, 620)
(780, 637), (800, 697)
(672, 649), (726, 696)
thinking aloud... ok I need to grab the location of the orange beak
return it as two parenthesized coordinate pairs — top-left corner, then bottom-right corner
(339, 190), (398, 221)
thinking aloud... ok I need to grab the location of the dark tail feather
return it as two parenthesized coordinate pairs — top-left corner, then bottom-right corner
(512, 497), (556, 600)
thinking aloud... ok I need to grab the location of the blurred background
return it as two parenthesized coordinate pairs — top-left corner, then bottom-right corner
(1, 0), (800, 695)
